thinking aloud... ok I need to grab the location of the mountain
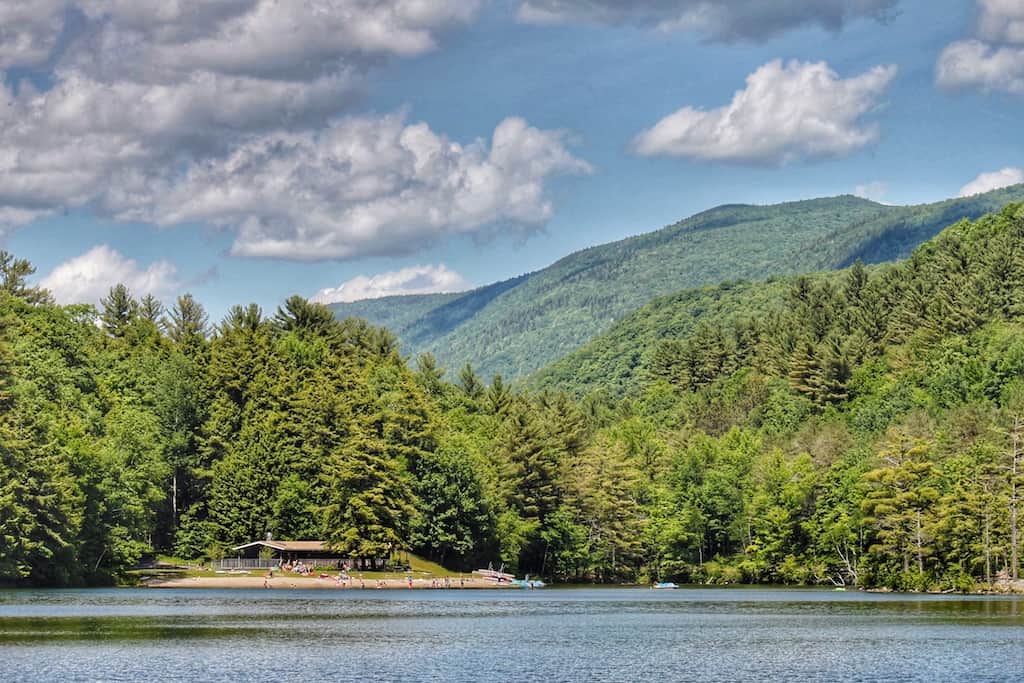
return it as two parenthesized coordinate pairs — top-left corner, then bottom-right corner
(329, 185), (1024, 381)
(530, 278), (797, 398)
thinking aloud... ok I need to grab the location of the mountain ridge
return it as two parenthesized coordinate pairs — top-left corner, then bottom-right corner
(329, 185), (1024, 381)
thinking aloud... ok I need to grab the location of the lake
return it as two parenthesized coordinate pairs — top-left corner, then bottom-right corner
(1, 587), (1021, 681)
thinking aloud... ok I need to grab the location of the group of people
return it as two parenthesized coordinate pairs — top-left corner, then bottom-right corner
(259, 557), (467, 589)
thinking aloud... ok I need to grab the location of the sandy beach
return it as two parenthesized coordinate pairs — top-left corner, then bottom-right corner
(142, 575), (513, 590)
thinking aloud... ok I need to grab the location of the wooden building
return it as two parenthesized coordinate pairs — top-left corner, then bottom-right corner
(216, 540), (387, 570)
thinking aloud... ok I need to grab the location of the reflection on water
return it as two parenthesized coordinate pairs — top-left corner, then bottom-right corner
(1, 588), (1022, 681)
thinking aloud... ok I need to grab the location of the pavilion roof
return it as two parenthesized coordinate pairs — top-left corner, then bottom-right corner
(230, 540), (328, 552)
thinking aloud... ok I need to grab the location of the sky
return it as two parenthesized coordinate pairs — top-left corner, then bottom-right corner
(1, 0), (1023, 322)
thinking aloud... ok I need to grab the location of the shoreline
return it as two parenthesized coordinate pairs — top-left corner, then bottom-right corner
(141, 575), (514, 590)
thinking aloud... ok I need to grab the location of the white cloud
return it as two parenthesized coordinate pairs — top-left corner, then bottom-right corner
(39, 245), (181, 305)
(516, 0), (897, 41)
(0, 0), (68, 69)
(133, 115), (590, 261)
(854, 181), (888, 203)
(0, 1), (533, 262)
(312, 264), (470, 304)
(936, 0), (1024, 95)
(632, 60), (896, 165)
(977, 0), (1024, 44)
(958, 167), (1024, 197)
(937, 40), (1024, 94)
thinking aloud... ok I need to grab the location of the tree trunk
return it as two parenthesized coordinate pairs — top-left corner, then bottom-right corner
(984, 509), (992, 585)
(1011, 417), (1020, 581)
(172, 471), (178, 530)
(915, 510), (924, 575)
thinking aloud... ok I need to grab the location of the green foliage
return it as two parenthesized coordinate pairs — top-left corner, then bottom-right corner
(409, 438), (496, 569)
(322, 428), (418, 559)
(333, 187), (1024, 383)
(4, 200), (1024, 591)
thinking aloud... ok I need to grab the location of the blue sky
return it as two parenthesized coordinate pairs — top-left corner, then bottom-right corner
(1, 0), (1022, 322)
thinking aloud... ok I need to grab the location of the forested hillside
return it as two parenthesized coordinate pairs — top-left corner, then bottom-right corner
(3, 203), (1024, 591)
(330, 185), (1024, 381)
(531, 278), (797, 397)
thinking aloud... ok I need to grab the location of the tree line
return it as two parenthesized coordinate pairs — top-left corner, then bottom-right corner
(1, 203), (1023, 590)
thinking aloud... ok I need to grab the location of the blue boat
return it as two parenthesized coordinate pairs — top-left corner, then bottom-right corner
(652, 582), (678, 589)
(511, 574), (545, 589)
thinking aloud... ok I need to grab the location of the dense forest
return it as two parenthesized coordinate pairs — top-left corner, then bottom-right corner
(333, 185), (1024, 381)
(2, 204), (1024, 591)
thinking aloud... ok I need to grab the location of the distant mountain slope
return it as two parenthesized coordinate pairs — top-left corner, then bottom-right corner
(530, 278), (798, 398)
(329, 185), (1024, 381)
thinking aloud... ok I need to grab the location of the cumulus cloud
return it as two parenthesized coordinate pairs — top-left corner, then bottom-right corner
(0, 0), (68, 69)
(958, 167), (1024, 196)
(312, 264), (470, 304)
(132, 115), (590, 261)
(937, 0), (1024, 94)
(516, 0), (898, 41)
(39, 245), (181, 305)
(976, 0), (1024, 44)
(854, 181), (888, 203)
(937, 40), (1024, 94)
(632, 60), (896, 165)
(2, 1), (571, 262)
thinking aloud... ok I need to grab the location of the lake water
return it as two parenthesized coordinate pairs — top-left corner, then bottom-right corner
(1, 587), (1021, 681)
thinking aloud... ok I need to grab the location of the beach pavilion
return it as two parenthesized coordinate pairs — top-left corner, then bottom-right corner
(217, 539), (387, 571)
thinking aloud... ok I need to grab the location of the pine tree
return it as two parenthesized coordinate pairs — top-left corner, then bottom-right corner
(861, 436), (939, 587)
(166, 293), (209, 348)
(484, 375), (512, 415)
(458, 363), (484, 400)
(787, 340), (823, 404)
(570, 436), (643, 581)
(322, 427), (418, 560)
(139, 295), (163, 326)
(0, 251), (51, 305)
(498, 399), (561, 572)
(0, 309), (82, 584)
(100, 284), (137, 338)
(414, 353), (445, 397)
(273, 295), (335, 336)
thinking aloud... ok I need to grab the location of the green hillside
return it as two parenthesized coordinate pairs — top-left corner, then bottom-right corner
(531, 278), (797, 397)
(330, 185), (1024, 381)
(5, 205), (1024, 591)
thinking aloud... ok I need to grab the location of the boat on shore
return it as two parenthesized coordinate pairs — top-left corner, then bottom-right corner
(652, 582), (678, 589)
(474, 565), (544, 588)
(472, 566), (515, 583)
(511, 575), (545, 589)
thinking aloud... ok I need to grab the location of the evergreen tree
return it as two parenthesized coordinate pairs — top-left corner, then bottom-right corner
(166, 293), (209, 347)
(0, 251), (51, 305)
(273, 295), (335, 336)
(139, 295), (163, 326)
(100, 284), (137, 338)
(322, 426), (418, 560)
(414, 353), (445, 397)
(861, 435), (939, 588)
(458, 363), (484, 401)
(484, 375), (512, 415)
